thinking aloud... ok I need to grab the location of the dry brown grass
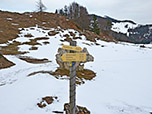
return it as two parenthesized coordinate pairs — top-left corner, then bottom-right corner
(24, 33), (33, 37)
(1, 41), (28, 55)
(1, 36), (49, 55)
(42, 41), (50, 45)
(22, 39), (41, 46)
(22, 37), (49, 46)
(28, 68), (96, 84)
(0, 10), (80, 44)
(19, 56), (51, 64)
(73, 36), (82, 40)
(0, 10), (116, 46)
(37, 96), (58, 108)
(0, 54), (15, 69)
(48, 31), (59, 36)
(29, 46), (38, 50)
(35, 37), (49, 40)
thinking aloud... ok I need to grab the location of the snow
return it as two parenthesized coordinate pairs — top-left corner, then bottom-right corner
(111, 22), (138, 35)
(12, 23), (19, 26)
(7, 18), (13, 21)
(0, 26), (152, 114)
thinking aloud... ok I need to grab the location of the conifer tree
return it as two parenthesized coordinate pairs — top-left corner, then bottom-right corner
(55, 9), (58, 14)
(91, 15), (100, 35)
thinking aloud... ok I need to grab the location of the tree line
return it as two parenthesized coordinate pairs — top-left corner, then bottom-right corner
(55, 2), (100, 35)
(36, 1), (100, 35)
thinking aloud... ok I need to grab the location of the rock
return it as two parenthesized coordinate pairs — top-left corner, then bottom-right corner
(64, 103), (90, 114)
(55, 47), (94, 71)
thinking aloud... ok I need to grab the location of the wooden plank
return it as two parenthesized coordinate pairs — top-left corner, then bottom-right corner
(61, 53), (86, 62)
(62, 45), (82, 52)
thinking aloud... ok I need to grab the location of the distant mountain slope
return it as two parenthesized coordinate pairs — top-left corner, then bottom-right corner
(56, 1), (152, 44)
(91, 15), (152, 44)
(105, 16), (152, 44)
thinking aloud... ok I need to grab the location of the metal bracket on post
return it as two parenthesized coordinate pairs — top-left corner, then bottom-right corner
(69, 41), (77, 114)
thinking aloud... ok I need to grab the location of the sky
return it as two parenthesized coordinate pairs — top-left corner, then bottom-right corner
(0, 0), (152, 25)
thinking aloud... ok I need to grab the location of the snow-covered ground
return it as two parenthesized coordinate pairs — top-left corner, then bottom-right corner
(0, 26), (152, 114)
(111, 22), (138, 35)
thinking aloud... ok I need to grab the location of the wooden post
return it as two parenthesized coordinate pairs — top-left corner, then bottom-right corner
(69, 41), (76, 114)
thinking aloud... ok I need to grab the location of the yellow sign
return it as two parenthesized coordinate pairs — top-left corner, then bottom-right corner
(61, 53), (86, 62)
(62, 45), (82, 52)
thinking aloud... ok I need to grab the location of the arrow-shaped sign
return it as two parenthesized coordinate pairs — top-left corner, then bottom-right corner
(61, 53), (86, 62)
(62, 45), (82, 52)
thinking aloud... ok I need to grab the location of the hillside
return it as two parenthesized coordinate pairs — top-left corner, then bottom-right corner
(0, 10), (80, 44)
(56, 2), (152, 44)
(96, 15), (152, 44)
(0, 9), (152, 114)
(0, 24), (152, 114)
(0, 10), (116, 69)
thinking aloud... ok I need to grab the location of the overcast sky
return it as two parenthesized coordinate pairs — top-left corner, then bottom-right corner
(0, 0), (152, 24)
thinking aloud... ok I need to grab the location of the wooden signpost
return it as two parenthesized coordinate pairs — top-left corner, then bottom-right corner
(61, 42), (86, 114)
(62, 45), (82, 52)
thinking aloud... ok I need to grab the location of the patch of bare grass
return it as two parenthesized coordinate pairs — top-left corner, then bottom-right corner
(22, 39), (42, 46)
(29, 46), (38, 50)
(24, 33), (33, 37)
(35, 37), (49, 40)
(19, 56), (51, 64)
(48, 31), (59, 36)
(0, 54), (15, 69)
(37, 96), (58, 108)
(43, 41), (50, 45)
(28, 68), (96, 85)
(1, 41), (28, 55)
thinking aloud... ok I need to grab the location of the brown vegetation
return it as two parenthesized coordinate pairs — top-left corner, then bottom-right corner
(0, 10), (80, 44)
(48, 31), (59, 36)
(64, 103), (90, 114)
(37, 96), (58, 108)
(28, 68), (96, 85)
(0, 54), (15, 69)
(0, 10), (116, 70)
(0, 10), (116, 45)
(29, 46), (38, 50)
(24, 33), (33, 37)
(1, 41), (28, 55)
(42, 41), (49, 45)
(19, 56), (51, 64)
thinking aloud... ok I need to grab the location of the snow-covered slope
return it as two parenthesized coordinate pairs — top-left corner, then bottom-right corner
(0, 26), (152, 114)
(111, 22), (138, 35)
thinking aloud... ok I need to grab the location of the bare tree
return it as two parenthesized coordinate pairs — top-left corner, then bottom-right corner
(36, 0), (47, 12)
(57, 2), (90, 30)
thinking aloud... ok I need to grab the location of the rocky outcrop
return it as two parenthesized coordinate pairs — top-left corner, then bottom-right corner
(56, 47), (94, 71)
(128, 25), (152, 44)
